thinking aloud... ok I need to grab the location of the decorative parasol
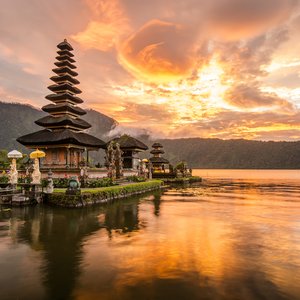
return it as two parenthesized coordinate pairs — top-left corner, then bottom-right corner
(30, 149), (46, 159)
(7, 150), (23, 159)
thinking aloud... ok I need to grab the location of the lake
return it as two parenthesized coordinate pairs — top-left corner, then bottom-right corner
(0, 170), (300, 300)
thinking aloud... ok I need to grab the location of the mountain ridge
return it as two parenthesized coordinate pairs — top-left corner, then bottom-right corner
(0, 101), (299, 169)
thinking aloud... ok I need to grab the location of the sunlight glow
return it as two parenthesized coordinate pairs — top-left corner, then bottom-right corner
(111, 56), (232, 125)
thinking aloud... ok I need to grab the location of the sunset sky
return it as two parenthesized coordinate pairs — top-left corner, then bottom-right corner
(1, 0), (300, 140)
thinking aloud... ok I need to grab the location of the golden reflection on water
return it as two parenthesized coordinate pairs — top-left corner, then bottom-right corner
(0, 172), (300, 300)
(74, 179), (300, 300)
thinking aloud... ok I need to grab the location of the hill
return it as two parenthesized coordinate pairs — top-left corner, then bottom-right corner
(0, 102), (117, 151)
(155, 138), (300, 169)
(1, 102), (300, 169)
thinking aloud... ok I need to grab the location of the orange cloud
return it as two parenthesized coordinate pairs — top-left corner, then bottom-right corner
(72, 0), (130, 51)
(119, 20), (199, 82)
(209, 0), (298, 40)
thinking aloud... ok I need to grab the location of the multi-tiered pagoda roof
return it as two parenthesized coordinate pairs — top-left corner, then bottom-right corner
(18, 39), (105, 149)
(149, 142), (169, 164)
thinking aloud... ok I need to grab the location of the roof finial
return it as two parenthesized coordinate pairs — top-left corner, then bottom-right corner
(64, 38), (67, 42)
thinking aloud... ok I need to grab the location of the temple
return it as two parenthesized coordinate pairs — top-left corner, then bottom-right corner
(107, 135), (148, 169)
(17, 40), (105, 168)
(149, 142), (169, 172)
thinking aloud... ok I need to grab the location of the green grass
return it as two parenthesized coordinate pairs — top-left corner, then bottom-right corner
(48, 180), (163, 207)
(161, 176), (202, 183)
(53, 180), (162, 194)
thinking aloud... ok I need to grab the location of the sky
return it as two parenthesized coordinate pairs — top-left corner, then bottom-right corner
(1, 0), (300, 141)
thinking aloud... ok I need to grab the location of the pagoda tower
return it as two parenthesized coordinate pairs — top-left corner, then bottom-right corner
(18, 39), (105, 168)
(149, 142), (169, 172)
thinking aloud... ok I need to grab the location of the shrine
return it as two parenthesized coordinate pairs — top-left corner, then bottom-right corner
(17, 40), (105, 169)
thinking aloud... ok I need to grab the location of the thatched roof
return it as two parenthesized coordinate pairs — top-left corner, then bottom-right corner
(57, 39), (74, 51)
(50, 74), (79, 85)
(57, 50), (74, 57)
(152, 142), (163, 148)
(46, 92), (83, 104)
(35, 115), (91, 130)
(17, 129), (105, 149)
(42, 103), (86, 116)
(150, 149), (165, 155)
(52, 66), (78, 77)
(107, 135), (148, 151)
(55, 55), (75, 63)
(48, 83), (82, 94)
(149, 157), (169, 164)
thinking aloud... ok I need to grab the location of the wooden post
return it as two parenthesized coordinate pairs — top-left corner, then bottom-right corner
(66, 148), (69, 166)
(86, 150), (89, 167)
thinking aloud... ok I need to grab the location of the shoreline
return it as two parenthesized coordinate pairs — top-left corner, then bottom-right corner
(44, 180), (163, 208)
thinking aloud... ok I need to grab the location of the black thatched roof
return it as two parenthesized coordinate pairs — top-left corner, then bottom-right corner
(152, 142), (163, 148)
(46, 93), (83, 104)
(54, 60), (76, 69)
(52, 66), (78, 77)
(48, 83), (82, 94)
(57, 50), (74, 57)
(57, 39), (73, 51)
(50, 74), (79, 85)
(150, 149), (165, 155)
(17, 129), (105, 148)
(149, 157), (169, 164)
(55, 55), (75, 63)
(107, 135), (148, 151)
(42, 103), (86, 116)
(35, 115), (91, 130)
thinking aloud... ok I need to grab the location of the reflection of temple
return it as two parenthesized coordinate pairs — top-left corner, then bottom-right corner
(107, 135), (148, 169)
(17, 40), (105, 169)
(6, 198), (140, 299)
(104, 199), (139, 234)
(149, 142), (169, 172)
(153, 192), (162, 216)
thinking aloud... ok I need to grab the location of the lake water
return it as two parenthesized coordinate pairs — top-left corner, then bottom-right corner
(0, 170), (300, 300)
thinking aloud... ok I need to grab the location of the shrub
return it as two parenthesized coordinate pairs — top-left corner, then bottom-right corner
(48, 180), (162, 207)
(53, 178), (69, 188)
(86, 177), (114, 188)
(126, 175), (146, 182)
(0, 175), (9, 184)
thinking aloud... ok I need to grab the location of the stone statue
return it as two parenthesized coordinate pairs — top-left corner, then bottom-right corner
(9, 158), (18, 185)
(31, 158), (41, 184)
(106, 142), (116, 179)
(46, 169), (54, 194)
(115, 142), (123, 179)
(66, 176), (81, 195)
(148, 161), (153, 180)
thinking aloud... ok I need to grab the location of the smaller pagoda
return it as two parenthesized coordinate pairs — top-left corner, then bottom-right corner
(17, 39), (105, 168)
(107, 135), (148, 169)
(149, 142), (169, 172)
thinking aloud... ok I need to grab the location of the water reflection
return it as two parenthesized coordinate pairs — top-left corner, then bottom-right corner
(0, 178), (300, 300)
(0, 194), (146, 300)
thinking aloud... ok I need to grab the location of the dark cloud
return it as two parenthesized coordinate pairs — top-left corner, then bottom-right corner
(209, 0), (298, 40)
(224, 83), (294, 110)
(217, 28), (289, 82)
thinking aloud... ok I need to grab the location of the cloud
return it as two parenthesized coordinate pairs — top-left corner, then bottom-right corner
(168, 110), (300, 140)
(123, 102), (173, 121)
(72, 0), (130, 51)
(1, 0), (300, 141)
(119, 19), (200, 82)
(208, 0), (298, 40)
(224, 83), (294, 111)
